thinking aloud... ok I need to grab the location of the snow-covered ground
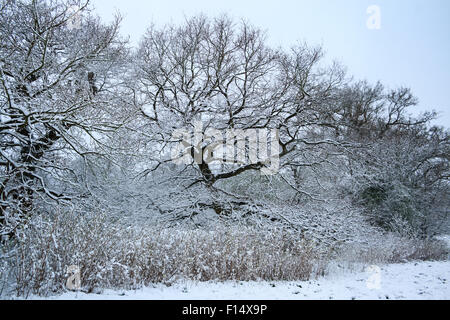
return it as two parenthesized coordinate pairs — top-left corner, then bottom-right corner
(38, 260), (449, 300)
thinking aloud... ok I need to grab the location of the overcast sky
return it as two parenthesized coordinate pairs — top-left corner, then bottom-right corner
(93, 0), (450, 127)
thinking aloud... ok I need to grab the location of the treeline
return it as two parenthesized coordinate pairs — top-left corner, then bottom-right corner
(0, 0), (448, 242)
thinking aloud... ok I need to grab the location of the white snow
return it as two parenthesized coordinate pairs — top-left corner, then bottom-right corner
(37, 260), (450, 300)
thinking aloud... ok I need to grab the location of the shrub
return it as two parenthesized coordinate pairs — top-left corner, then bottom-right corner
(333, 233), (448, 267)
(3, 209), (326, 297)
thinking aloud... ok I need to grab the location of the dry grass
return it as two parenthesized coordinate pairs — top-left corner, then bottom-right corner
(5, 211), (325, 296)
(2, 210), (447, 297)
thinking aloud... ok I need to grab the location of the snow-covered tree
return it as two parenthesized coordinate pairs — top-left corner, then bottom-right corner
(129, 15), (354, 221)
(0, 0), (129, 237)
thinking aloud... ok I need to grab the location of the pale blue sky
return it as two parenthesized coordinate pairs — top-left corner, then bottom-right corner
(93, 0), (450, 127)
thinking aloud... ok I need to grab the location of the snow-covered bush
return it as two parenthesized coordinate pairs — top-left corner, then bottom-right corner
(2, 209), (327, 297)
(333, 232), (448, 269)
(1, 206), (446, 297)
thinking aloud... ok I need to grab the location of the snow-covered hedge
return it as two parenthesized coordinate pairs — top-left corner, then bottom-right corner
(0, 208), (447, 298)
(4, 210), (326, 297)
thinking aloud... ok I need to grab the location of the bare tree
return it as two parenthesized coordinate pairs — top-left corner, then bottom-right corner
(130, 15), (352, 220)
(0, 0), (129, 237)
(333, 81), (449, 237)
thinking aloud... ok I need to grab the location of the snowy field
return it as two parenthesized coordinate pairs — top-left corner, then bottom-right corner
(37, 260), (449, 300)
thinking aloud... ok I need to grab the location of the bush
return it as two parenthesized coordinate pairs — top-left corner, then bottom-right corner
(333, 233), (448, 267)
(3, 209), (326, 297)
(1, 208), (446, 298)
(360, 182), (429, 237)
